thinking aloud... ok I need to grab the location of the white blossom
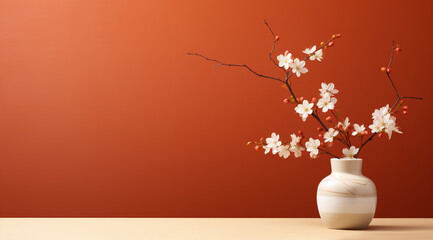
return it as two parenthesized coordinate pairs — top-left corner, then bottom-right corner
(369, 123), (383, 133)
(324, 128), (339, 143)
(295, 100), (314, 122)
(277, 52), (293, 70)
(372, 105), (390, 120)
(303, 45), (323, 61)
(290, 133), (301, 145)
(338, 117), (350, 131)
(263, 132), (281, 154)
(289, 58), (308, 77)
(317, 93), (337, 113)
(319, 83), (339, 97)
(368, 105), (402, 139)
(342, 146), (359, 158)
(305, 138), (320, 158)
(352, 124), (365, 136)
(289, 133), (305, 158)
(384, 120), (402, 139)
(277, 145), (291, 159)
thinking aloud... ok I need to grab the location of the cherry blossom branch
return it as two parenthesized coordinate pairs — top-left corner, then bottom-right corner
(330, 110), (351, 146)
(311, 112), (329, 132)
(391, 96), (423, 110)
(189, 21), (344, 158)
(264, 19), (284, 71)
(384, 41), (423, 111)
(286, 37), (335, 85)
(356, 133), (377, 156)
(319, 147), (339, 158)
(386, 41), (400, 99)
(355, 41), (423, 157)
(278, 35), (348, 150)
(186, 53), (285, 84)
(356, 100), (422, 157)
(284, 74), (298, 102)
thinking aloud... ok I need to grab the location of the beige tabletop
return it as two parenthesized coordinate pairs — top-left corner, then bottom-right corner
(0, 218), (432, 240)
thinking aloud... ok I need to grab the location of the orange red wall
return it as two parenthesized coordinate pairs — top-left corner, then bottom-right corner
(0, 0), (432, 217)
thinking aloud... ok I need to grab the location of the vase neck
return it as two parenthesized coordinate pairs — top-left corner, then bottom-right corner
(331, 158), (363, 175)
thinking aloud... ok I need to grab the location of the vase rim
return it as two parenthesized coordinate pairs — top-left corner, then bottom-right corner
(331, 158), (362, 161)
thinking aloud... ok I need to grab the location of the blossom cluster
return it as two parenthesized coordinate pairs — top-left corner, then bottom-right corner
(250, 81), (406, 159)
(368, 105), (402, 139)
(261, 131), (359, 159)
(261, 133), (305, 159)
(276, 45), (324, 78)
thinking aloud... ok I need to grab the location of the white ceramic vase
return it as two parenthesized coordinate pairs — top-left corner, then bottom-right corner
(317, 158), (377, 229)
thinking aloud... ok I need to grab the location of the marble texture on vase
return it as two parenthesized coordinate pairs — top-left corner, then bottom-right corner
(317, 158), (377, 229)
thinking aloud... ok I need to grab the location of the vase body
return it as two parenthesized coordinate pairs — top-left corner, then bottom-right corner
(317, 158), (377, 229)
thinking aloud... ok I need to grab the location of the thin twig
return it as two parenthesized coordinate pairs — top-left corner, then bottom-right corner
(356, 132), (377, 158)
(319, 147), (339, 158)
(330, 110), (350, 146)
(186, 53), (285, 83)
(264, 19), (283, 71)
(391, 96), (423, 111)
(386, 41), (400, 99)
(284, 74), (298, 101)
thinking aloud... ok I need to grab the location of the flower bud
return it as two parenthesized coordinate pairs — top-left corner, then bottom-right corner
(361, 131), (368, 136)
(298, 130), (303, 136)
(283, 98), (289, 104)
(317, 127), (323, 131)
(326, 116), (332, 122)
(318, 133), (323, 138)
(299, 97), (304, 102)
(284, 50), (289, 56)
(403, 110), (408, 115)
(311, 97), (317, 104)
(402, 105), (408, 110)
(380, 67), (387, 72)
(320, 42), (325, 46)
(289, 96), (296, 103)
(275, 36), (280, 41)
(327, 41), (334, 47)
(336, 33), (341, 38)
(395, 47), (401, 53)
(378, 132), (383, 138)
(332, 34), (336, 39)
(386, 68), (391, 73)
(254, 145), (260, 151)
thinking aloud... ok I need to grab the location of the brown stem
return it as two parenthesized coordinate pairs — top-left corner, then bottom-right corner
(186, 53), (285, 84)
(264, 19), (286, 74)
(329, 110), (350, 146)
(319, 147), (339, 158)
(391, 96), (423, 111)
(311, 112), (328, 132)
(284, 75), (298, 102)
(357, 133), (377, 155)
(386, 41), (400, 99)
